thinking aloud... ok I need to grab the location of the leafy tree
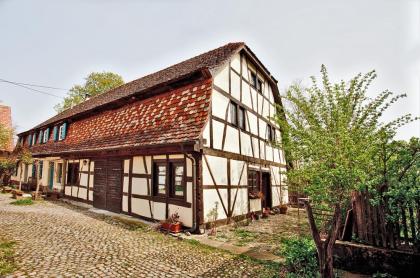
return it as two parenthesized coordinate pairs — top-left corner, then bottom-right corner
(54, 72), (124, 113)
(275, 65), (416, 277)
(12, 145), (33, 191)
(0, 123), (12, 151)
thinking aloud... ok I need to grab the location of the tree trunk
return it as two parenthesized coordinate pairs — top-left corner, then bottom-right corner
(305, 201), (342, 278)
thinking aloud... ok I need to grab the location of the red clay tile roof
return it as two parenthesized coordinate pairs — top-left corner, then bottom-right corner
(29, 79), (212, 155)
(33, 42), (245, 130)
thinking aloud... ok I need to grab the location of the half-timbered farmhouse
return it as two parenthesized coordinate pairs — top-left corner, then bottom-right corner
(12, 42), (288, 230)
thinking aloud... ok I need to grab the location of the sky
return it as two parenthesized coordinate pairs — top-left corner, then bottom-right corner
(0, 0), (419, 140)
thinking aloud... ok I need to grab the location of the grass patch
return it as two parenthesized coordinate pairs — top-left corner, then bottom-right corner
(0, 240), (16, 276)
(10, 199), (33, 206)
(233, 229), (258, 246)
(237, 253), (281, 278)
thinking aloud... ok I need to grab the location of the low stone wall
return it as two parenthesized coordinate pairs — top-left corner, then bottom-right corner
(334, 240), (420, 277)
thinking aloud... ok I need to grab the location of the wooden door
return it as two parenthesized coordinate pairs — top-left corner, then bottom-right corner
(93, 160), (107, 210)
(106, 159), (123, 213)
(93, 159), (122, 213)
(48, 162), (54, 189)
(261, 172), (272, 209)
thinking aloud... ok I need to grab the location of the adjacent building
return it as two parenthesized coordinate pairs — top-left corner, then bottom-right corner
(12, 42), (288, 230)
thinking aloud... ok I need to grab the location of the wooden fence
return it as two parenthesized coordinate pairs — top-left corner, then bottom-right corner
(345, 191), (419, 252)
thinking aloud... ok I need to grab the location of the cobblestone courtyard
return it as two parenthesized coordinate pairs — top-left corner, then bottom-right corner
(0, 194), (277, 278)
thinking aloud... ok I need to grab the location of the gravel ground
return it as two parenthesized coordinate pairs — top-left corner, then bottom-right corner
(0, 193), (278, 278)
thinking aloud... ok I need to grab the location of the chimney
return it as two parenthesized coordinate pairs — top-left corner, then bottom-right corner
(0, 103), (13, 152)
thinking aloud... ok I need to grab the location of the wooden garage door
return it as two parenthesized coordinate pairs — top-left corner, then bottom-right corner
(93, 159), (123, 213)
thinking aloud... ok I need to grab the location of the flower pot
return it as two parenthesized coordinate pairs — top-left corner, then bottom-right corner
(279, 205), (288, 214)
(161, 222), (182, 233)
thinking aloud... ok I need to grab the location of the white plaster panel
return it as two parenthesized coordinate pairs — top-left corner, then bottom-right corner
(231, 188), (248, 217)
(151, 202), (166, 220)
(169, 154), (184, 159)
(258, 94), (264, 115)
(78, 188), (87, 200)
(266, 145), (273, 162)
(124, 159), (130, 174)
(123, 176), (129, 193)
(250, 198), (262, 212)
(80, 173), (88, 187)
(242, 56), (249, 81)
(230, 159), (246, 186)
(203, 122), (210, 147)
(243, 81), (253, 109)
(224, 126), (240, 154)
(274, 149), (281, 163)
(153, 155), (166, 160)
(168, 205), (192, 228)
(72, 186), (78, 197)
(64, 186), (71, 196)
(259, 118), (266, 139)
(186, 158), (193, 177)
(89, 174), (94, 188)
(89, 190), (93, 201)
(186, 182), (193, 203)
(211, 90), (229, 119)
(231, 53), (241, 73)
(212, 120), (224, 150)
(260, 140), (266, 160)
(122, 196), (128, 212)
(250, 88), (258, 112)
(252, 137), (260, 159)
(240, 131), (252, 157)
(131, 178), (148, 195)
(214, 66), (229, 93)
(231, 71), (241, 101)
(248, 112), (258, 135)
(145, 156), (152, 174)
(203, 188), (228, 221)
(203, 155), (227, 185)
(272, 186), (281, 207)
(132, 198), (151, 218)
(263, 98), (270, 119)
(132, 156), (144, 174)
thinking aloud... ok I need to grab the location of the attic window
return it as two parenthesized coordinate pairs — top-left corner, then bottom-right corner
(266, 124), (276, 142)
(250, 71), (263, 93)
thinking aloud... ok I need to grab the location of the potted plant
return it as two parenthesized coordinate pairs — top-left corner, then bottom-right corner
(161, 212), (182, 233)
(280, 204), (288, 214)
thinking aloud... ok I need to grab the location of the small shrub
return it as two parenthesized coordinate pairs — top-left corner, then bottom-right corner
(280, 237), (319, 278)
(10, 199), (33, 206)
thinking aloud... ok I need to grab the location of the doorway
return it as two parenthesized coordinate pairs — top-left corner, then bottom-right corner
(261, 172), (272, 209)
(48, 162), (54, 190)
(93, 159), (123, 213)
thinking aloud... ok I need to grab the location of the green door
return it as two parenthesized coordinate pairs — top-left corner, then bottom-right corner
(48, 162), (54, 190)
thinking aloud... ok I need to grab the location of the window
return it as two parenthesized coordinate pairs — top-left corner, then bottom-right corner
(67, 162), (79, 185)
(153, 162), (167, 196)
(31, 134), (36, 146)
(257, 79), (263, 93)
(229, 101), (238, 126)
(38, 161), (43, 178)
(38, 130), (43, 144)
(171, 162), (185, 198)
(238, 107), (246, 130)
(56, 163), (63, 183)
(266, 124), (275, 142)
(58, 123), (67, 141)
(250, 72), (257, 87)
(32, 163), (36, 178)
(42, 128), (49, 143)
(248, 170), (260, 195)
(152, 160), (186, 199)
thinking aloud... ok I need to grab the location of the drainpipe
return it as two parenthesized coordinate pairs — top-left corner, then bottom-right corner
(185, 153), (198, 234)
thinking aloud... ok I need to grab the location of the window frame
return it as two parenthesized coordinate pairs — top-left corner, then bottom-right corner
(266, 124), (275, 142)
(66, 162), (80, 185)
(169, 160), (186, 199)
(58, 124), (66, 141)
(42, 129), (49, 143)
(152, 161), (167, 197)
(238, 106), (246, 131)
(248, 170), (260, 196)
(229, 101), (238, 126)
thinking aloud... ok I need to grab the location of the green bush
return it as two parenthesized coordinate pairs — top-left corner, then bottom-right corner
(281, 237), (319, 278)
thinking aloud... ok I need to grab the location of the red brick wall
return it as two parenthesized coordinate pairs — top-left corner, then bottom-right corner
(0, 104), (13, 151)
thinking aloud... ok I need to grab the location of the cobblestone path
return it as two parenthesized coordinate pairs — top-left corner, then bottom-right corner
(0, 194), (276, 277)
